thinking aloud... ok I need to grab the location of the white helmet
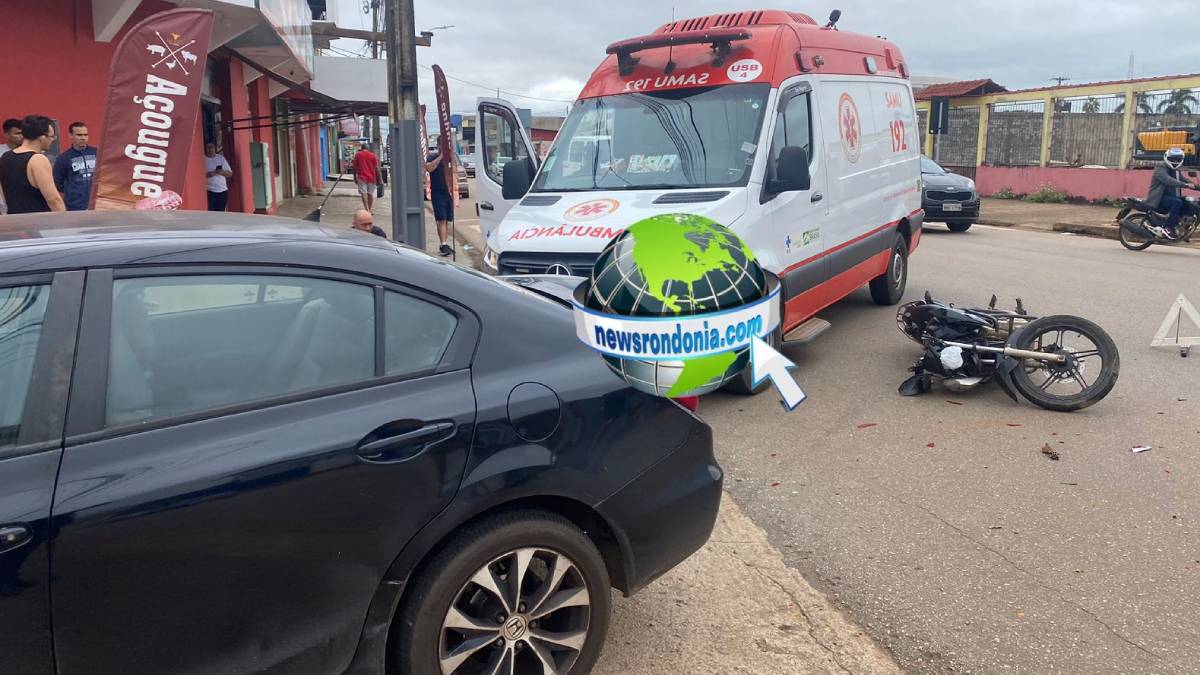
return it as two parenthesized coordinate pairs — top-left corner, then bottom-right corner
(1164, 147), (1186, 169)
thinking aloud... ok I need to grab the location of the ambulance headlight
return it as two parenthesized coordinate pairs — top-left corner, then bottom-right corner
(483, 246), (499, 271)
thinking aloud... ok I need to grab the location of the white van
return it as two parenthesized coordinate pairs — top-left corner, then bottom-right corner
(475, 10), (923, 375)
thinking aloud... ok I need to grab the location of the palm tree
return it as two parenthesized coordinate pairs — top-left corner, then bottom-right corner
(1115, 93), (1155, 114)
(1156, 88), (1199, 115)
(1081, 97), (1101, 113)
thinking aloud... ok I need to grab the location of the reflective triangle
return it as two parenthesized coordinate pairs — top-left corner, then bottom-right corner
(1150, 294), (1200, 349)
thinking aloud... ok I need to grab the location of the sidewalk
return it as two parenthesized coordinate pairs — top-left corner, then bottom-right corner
(275, 178), (483, 267)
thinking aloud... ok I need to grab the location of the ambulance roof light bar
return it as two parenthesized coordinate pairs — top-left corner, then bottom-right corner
(605, 28), (753, 76)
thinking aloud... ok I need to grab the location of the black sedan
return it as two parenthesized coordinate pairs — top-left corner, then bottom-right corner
(0, 211), (721, 675)
(921, 156), (980, 232)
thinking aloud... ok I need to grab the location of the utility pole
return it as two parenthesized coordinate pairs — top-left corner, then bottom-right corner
(369, 1), (380, 150)
(1050, 76), (1071, 87)
(384, 0), (426, 245)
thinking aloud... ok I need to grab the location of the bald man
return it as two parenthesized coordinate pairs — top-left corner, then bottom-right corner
(352, 209), (388, 238)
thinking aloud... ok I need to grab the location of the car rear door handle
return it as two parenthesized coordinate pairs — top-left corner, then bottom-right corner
(479, 201), (495, 211)
(357, 422), (456, 463)
(0, 524), (32, 553)
(810, 192), (823, 203)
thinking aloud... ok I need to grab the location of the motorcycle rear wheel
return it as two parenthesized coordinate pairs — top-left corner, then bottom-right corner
(1118, 214), (1154, 251)
(1009, 315), (1119, 412)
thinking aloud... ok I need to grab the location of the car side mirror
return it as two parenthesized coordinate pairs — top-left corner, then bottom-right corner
(502, 158), (533, 200)
(767, 146), (811, 194)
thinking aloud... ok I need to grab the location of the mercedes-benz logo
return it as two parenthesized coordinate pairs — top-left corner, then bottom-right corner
(546, 263), (572, 276)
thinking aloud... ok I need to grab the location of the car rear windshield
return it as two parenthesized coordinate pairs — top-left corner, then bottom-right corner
(532, 83), (770, 192)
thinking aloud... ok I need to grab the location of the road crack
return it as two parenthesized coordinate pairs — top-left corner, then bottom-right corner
(742, 560), (856, 674)
(887, 492), (1160, 662)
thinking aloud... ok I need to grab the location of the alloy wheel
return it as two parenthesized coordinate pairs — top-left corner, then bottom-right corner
(439, 547), (591, 675)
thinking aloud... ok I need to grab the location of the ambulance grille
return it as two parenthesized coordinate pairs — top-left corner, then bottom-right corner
(652, 191), (730, 204)
(520, 195), (562, 206)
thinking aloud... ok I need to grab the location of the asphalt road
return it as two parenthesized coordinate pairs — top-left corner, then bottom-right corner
(705, 223), (1200, 674)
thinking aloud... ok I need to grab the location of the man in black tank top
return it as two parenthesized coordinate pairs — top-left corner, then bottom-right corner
(0, 115), (66, 214)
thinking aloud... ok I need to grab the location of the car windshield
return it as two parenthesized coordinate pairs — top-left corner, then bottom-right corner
(921, 157), (945, 174)
(532, 83), (770, 192)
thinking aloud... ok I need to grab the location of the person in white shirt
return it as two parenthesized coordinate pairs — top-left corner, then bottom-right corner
(204, 143), (233, 211)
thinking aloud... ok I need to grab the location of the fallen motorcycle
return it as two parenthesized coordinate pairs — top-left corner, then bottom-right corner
(897, 293), (1119, 411)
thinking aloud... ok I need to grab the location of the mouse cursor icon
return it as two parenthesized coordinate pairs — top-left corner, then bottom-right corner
(749, 335), (807, 411)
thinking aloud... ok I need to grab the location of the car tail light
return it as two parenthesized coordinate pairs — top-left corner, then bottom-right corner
(672, 396), (699, 413)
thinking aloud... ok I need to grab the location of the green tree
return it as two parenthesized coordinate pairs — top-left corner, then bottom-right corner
(1115, 92), (1154, 114)
(1155, 88), (1199, 115)
(1081, 97), (1101, 113)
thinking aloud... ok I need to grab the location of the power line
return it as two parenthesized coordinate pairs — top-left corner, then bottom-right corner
(416, 63), (576, 103)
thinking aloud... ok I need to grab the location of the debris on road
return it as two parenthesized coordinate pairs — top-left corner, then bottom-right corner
(926, 442), (937, 448)
(857, 422), (878, 429)
(946, 400), (964, 405)
(1041, 444), (1061, 461)
(1132, 445), (1152, 453)
(1007, 423), (1023, 427)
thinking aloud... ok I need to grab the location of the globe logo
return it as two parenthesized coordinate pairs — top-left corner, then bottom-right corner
(572, 213), (774, 397)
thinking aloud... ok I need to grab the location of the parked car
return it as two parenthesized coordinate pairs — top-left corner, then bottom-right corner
(457, 161), (470, 198)
(920, 155), (979, 232)
(462, 158), (476, 178)
(0, 211), (721, 675)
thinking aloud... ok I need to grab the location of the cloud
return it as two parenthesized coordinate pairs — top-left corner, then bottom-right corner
(330, 0), (1200, 117)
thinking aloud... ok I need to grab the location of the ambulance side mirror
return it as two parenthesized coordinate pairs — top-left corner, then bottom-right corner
(768, 146), (811, 194)
(502, 158), (533, 200)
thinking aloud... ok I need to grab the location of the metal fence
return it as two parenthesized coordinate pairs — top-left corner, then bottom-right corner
(985, 100), (1043, 167)
(1047, 94), (1124, 167)
(921, 85), (1200, 170)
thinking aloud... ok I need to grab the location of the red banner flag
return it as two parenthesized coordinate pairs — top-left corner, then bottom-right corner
(90, 9), (215, 210)
(432, 65), (457, 205)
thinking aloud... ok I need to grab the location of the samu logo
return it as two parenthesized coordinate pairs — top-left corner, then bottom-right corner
(564, 199), (620, 222)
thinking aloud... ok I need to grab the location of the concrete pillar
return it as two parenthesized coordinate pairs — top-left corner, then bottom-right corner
(217, 57), (254, 212)
(1039, 97), (1054, 167)
(1119, 87), (1137, 169)
(975, 103), (990, 166)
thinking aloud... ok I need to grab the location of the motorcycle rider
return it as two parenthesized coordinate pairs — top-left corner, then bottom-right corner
(1147, 147), (1198, 239)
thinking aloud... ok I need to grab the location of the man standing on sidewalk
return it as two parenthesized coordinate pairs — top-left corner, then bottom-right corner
(204, 143), (233, 212)
(424, 150), (454, 256)
(53, 122), (97, 211)
(353, 144), (380, 213)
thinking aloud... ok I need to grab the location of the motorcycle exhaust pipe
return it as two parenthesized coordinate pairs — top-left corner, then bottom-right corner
(941, 340), (1067, 364)
(1120, 215), (1156, 239)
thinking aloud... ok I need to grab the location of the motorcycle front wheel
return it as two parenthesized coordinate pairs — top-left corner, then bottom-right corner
(1118, 214), (1154, 251)
(1009, 315), (1119, 412)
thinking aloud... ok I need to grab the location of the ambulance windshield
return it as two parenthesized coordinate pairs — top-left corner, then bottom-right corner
(532, 83), (769, 192)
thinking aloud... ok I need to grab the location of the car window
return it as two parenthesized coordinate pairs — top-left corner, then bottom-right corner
(482, 107), (530, 184)
(0, 285), (49, 447)
(385, 291), (458, 376)
(106, 275), (375, 426)
(920, 157), (943, 174)
(769, 91), (813, 179)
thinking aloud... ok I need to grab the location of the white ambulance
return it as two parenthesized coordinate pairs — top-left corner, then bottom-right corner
(475, 9), (923, 388)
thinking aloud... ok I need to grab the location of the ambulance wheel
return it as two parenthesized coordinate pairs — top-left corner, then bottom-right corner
(869, 235), (908, 306)
(724, 322), (781, 395)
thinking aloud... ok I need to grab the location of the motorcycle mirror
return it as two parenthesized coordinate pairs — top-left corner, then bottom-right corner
(1016, 298), (1026, 316)
(924, 290), (933, 303)
(989, 294), (997, 309)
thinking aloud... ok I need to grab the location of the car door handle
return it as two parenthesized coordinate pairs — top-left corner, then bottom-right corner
(357, 422), (456, 463)
(479, 201), (495, 211)
(0, 524), (32, 553)
(810, 192), (823, 203)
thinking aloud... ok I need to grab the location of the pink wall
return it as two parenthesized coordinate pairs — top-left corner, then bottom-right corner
(975, 166), (1154, 201)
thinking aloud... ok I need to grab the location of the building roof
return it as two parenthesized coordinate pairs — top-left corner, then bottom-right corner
(1000, 72), (1200, 97)
(914, 79), (1007, 100)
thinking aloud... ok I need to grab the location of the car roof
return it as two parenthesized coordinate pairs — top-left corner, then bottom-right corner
(0, 210), (405, 275)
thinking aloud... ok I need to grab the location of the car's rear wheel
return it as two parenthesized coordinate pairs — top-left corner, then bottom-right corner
(391, 510), (611, 675)
(869, 233), (908, 305)
(947, 222), (972, 233)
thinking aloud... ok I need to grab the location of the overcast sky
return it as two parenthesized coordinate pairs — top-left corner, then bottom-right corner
(329, 0), (1200, 116)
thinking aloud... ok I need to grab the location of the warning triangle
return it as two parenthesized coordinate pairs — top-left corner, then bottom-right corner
(1150, 294), (1200, 353)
